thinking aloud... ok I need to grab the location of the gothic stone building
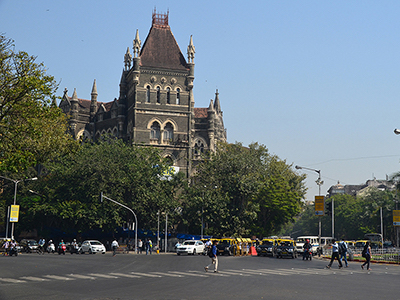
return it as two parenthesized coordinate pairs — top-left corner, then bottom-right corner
(59, 11), (227, 177)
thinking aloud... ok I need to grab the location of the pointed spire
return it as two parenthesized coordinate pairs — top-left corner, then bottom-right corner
(214, 89), (221, 113)
(91, 79), (98, 95)
(133, 29), (141, 58)
(208, 99), (215, 112)
(72, 88), (78, 100)
(187, 35), (195, 63)
(124, 47), (132, 70)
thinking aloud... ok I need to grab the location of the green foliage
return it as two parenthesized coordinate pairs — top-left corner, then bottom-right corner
(183, 142), (306, 237)
(12, 139), (186, 236)
(0, 35), (77, 173)
(288, 189), (399, 241)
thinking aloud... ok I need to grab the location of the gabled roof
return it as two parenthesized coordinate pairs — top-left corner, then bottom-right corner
(140, 24), (188, 71)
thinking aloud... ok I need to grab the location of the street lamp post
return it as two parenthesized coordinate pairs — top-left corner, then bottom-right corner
(201, 185), (217, 239)
(100, 193), (138, 254)
(0, 176), (37, 240)
(295, 166), (324, 252)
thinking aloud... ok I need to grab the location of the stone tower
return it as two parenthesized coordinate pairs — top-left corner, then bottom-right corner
(59, 9), (227, 177)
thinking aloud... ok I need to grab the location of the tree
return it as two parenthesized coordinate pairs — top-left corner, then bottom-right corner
(0, 35), (77, 173)
(14, 138), (185, 238)
(184, 142), (306, 237)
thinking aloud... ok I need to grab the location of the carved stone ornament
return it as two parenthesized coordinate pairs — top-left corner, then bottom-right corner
(150, 76), (157, 83)
(170, 78), (176, 85)
(161, 77), (166, 84)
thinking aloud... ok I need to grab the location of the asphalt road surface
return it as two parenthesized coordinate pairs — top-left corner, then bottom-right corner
(1, 251), (399, 300)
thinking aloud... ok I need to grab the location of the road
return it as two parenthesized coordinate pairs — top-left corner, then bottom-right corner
(0, 251), (399, 300)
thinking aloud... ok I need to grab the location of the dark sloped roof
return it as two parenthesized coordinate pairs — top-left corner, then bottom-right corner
(194, 108), (208, 118)
(140, 26), (188, 71)
(69, 97), (113, 112)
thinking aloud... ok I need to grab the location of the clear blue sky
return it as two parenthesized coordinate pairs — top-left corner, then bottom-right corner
(2, 0), (400, 201)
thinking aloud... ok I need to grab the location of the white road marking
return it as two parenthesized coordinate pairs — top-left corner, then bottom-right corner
(20, 276), (50, 281)
(216, 270), (250, 276)
(150, 272), (183, 277)
(88, 273), (119, 279)
(109, 272), (141, 278)
(67, 274), (96, 280)
(168, 271), (208, 277)
(0, 278), (26, 283)
(43, 275), (75, 281)
(130, 272), (161, 278)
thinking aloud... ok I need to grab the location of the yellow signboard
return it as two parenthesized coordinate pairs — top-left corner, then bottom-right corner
(10, 205), (20, 222)
(393, 210), (400, 226)
(314, 196), (325, 216)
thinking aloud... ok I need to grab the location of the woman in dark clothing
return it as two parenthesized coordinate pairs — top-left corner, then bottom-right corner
(361, 241), (371, 271)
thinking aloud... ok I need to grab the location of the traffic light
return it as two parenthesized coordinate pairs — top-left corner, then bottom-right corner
(326, 201), (332, 216)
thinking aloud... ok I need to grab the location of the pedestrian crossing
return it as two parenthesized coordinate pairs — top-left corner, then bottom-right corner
(0, 267), (397, 284)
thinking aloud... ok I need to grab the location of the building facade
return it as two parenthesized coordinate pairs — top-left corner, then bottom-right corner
(59, 10), (227, 177)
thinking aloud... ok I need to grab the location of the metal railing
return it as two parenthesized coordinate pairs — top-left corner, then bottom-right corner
(324, 248), (400, 264)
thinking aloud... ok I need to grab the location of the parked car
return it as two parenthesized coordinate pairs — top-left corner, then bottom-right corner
(176, 240), (205, 255)
(79, 240), (106, 254)
(256, 239), (277, 257)
(275, 239), (297, 259)
(19, 239), (39, 253)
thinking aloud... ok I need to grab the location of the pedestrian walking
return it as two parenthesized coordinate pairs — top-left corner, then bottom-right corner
(204, 240), (219, 273)
(138, 239), (143, 254)
(338, 239), (348, 267)
(3, 240), (10, 256)
(146, 238), (152, 255)
(111, 238), (119, 257)
(361, 241), (371, 271)
(326, 239), (343, 269)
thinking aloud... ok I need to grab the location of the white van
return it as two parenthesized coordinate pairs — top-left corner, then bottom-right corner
(295, 236), (319, 255)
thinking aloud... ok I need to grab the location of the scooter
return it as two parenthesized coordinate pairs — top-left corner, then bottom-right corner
(70, 244), (79, 254)
(47, 242), (55, 253)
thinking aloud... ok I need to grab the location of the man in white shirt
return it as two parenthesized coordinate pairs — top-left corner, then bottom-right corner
(326, 239), (343, 269)
(111, 239), (119, 257)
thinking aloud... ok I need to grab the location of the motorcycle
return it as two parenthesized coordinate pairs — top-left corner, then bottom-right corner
(58, 244), (66, 255)
(303, 247), (312, 260)
(47, 242), (55, 253)
(70, 243), (80, 254)
(8, 246), (18, 257)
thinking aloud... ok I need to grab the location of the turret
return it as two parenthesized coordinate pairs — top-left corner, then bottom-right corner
(70, 88), (79, 133)
(132, 29), (141, 83)
(187, 35), (195, 88)
(214, 89), (221, 113)
(207, 99), (216, 152)
(90, 79), (98, 119)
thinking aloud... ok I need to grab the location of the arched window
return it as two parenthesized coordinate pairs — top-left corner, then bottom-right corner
(194, 139), (205, 155)
(176, 88), (180, 105)
(163, 122), (174, 141)
(166, 87), (171, 104)
(146, 86), (150, 103)
(150, 122), (161, 140)
(165, 156), (174, 165)
(156, 86), (160, 103)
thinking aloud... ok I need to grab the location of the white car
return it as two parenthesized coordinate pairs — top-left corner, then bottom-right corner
(79, 240), (106, 254)
(176, 240), (205, 255)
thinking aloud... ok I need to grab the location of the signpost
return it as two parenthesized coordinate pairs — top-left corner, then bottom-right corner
(9, 205), (20, 222)
(393, 210), (400, 226)
(314, 196), (325, 216)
